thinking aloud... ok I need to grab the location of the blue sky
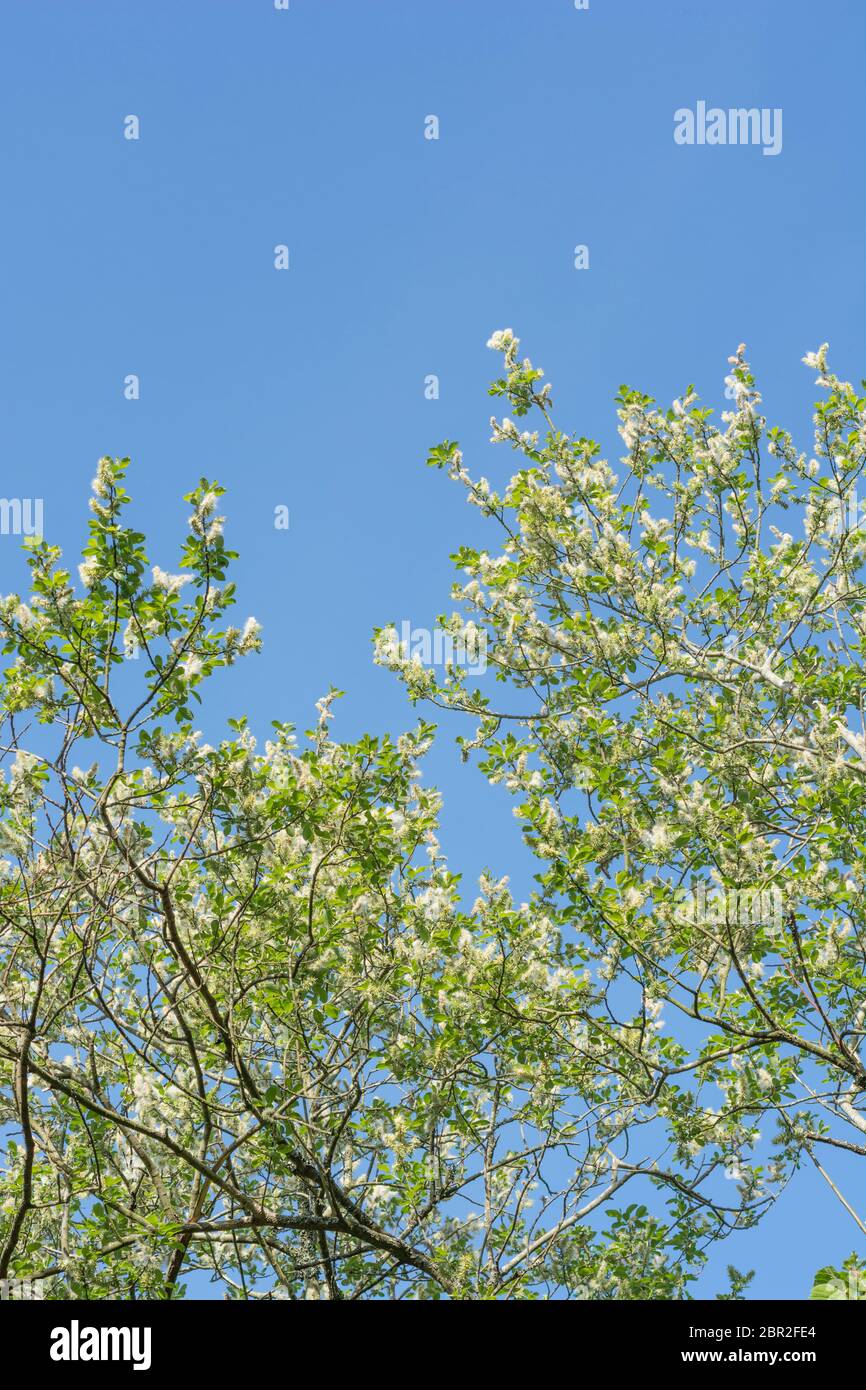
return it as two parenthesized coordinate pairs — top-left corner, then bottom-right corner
(0, 0), (864, 1298)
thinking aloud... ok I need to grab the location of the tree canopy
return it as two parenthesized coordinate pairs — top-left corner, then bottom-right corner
(2, 334), (865, 1298)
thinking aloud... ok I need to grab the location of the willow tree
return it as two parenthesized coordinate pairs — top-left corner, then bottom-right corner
(0, 458), (763, 1301)
(378, 330), (866, 1294)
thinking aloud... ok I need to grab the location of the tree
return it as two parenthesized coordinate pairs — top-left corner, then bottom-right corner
(378, 328), (866, 1290)
(0, 457), (761, 1301)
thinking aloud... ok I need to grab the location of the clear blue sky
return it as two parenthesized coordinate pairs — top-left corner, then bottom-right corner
(1, 0), (863, 1298)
